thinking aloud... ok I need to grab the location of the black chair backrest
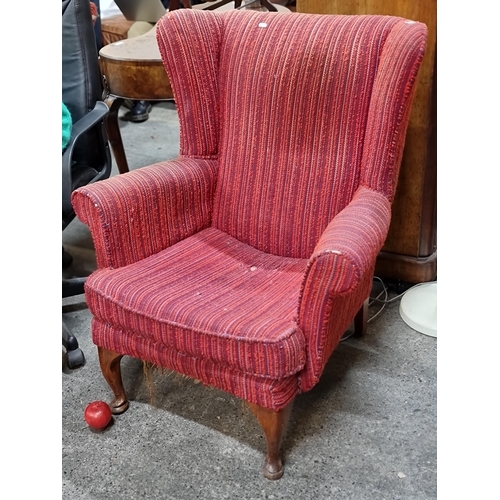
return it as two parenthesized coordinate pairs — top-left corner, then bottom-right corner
(62, 0), (102, 121)
(62, 0), (108, 172)
(62, 0), (111, 226)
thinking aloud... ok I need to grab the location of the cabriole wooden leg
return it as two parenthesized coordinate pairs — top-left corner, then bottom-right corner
(98, 346), (129, 415)
(247, 399), (294, 480)
(354, 298), (369, 337)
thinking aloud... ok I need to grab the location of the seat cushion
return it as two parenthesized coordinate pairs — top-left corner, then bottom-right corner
(85, 227), (308, 379)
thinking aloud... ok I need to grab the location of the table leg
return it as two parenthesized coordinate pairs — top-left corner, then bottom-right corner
(103, 96), (129, 174)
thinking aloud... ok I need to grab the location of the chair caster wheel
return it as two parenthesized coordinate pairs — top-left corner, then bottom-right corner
(66, 348), (85, 369)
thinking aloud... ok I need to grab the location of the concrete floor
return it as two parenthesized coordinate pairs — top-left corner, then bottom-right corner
(62, 101), (437, 500)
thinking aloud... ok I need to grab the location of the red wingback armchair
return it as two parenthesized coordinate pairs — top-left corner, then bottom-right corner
(72, 9), (427, 480)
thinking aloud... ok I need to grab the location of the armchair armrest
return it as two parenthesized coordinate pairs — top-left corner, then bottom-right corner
(71, 157), (218, 269)
(62, 101), (109, 216)
(297, 186), (392, 390)
(303, 186), (392, 294)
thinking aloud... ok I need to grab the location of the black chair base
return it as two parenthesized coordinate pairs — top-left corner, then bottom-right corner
(62, 321), (86, 369)
(62, 249), (87, 369)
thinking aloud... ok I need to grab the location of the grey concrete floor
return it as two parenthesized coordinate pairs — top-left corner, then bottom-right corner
(62, 101), (437, 500)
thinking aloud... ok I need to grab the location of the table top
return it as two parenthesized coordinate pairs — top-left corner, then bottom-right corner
(99, 25), (161, 63)
(99, 25), (172, 100)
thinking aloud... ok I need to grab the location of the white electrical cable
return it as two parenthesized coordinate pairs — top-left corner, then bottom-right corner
(341, 277), (437, 340)
(367, 276), (388, 324)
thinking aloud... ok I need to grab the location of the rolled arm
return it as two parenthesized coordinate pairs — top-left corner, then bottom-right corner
(71, 157), (218, 269)
(302, 186), (392, 295)
(297, 186), (392, 391)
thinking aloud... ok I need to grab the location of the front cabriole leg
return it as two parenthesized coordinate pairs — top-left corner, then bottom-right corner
(247, 399), (294, 480)
(98, 346), (130, 414)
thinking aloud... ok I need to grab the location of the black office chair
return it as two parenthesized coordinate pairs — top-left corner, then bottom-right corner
(62, 0), (113, 368)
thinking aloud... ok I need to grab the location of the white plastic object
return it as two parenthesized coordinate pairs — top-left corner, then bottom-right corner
(399, 282), (437, 337)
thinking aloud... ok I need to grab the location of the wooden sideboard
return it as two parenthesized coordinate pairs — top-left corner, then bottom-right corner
(297, 0), (437, 284)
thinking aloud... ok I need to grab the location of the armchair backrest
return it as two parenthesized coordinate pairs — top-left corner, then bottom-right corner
(156, 10), (427, 258)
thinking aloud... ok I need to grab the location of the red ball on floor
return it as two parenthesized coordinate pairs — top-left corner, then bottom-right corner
(84, 401), (112, 431)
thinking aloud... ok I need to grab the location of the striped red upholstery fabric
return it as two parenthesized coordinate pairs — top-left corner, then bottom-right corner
(297, 186), (391, 390)
(85, 227), (308, 379)
(361, 20), (428, 201)
(210, 12), (402, 259)
(72, 158), (217, 269)
(156, 10), (222, 158)
(92, 320), (300, 409)
(73, 10), (427, 411)
(156, 11), (427, 259)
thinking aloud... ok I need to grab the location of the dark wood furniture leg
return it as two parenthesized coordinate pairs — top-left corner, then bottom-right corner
(103, 96), (129, 175)
(354, 298), (369, 337)
(247, 400), (294, 480)
(98, 346), (130, 414)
